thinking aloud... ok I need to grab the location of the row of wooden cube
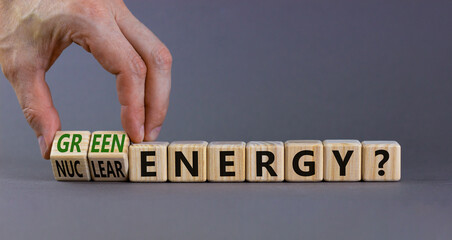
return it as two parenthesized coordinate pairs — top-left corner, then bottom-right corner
(50, 131), (401, 182)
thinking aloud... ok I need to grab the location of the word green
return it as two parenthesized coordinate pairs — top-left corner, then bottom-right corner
(91, 134), (126, 153)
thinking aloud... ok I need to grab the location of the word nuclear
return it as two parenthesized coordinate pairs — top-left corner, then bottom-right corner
(50, 131), (401, 182)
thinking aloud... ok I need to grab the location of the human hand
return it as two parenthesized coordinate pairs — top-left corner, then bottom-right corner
(0, 0), (172, 159)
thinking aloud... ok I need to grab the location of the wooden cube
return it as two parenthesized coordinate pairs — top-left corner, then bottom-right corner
(129, 142), (169, 182)
(323, 140), (361, 181)
(246, 141), (284, 182)
(362, 141), (401, 181)
(88, 131), (130, 181)
(168, 141), (207, 182)
(50, 131), (91, 181)
(207, 141), (246, 182)
(284, 140), (323, 182)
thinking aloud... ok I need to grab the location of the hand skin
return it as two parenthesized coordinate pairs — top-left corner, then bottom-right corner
(0, 0), (172, 159)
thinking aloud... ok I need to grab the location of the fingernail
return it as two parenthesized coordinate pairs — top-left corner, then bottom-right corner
(148, 126), (162, 141)
(38, 136), (47, 158)
(140, 125), (145, 141)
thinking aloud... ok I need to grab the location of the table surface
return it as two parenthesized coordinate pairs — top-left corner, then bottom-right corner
(0, 157), (451, 239)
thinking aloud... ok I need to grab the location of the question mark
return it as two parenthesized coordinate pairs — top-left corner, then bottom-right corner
(375, 150), (389, 176)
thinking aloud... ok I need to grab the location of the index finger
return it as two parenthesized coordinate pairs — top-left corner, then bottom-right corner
(71, 16), (146, 143)
(115, 5), (172, 141)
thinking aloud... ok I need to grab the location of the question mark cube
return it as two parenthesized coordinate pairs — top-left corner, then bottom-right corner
(50, 131), (92, 181)
(323, 140), (361, 181)
(362, 141), (401, 181)
(88, 131), (130, 181)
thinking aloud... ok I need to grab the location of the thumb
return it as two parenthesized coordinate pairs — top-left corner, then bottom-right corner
(5, 67), (61, 159)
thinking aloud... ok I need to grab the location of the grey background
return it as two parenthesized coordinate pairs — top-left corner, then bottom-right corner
(1, 0), (451, 239)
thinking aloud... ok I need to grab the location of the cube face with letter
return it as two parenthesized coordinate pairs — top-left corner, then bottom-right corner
(284, 140), (323, 182)
(207, 141), (246, 182)
(88, 131), (130, 181)
(362, 141), (401, 181)
(50, 131), (91, 181)
(323, 140), (361, 181)
(168, 141), (208, 182)
(129, 142), (169, 182)
(246, 141), (284, 182)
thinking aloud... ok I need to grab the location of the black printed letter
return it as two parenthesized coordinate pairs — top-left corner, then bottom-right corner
(141, 151), (156, 177)
(333, 150), (353, 176)
(256, 151), (277, 177)
(292, 150), (315, 176)
(175, 151), (198, 177)
(220, 151), (235, 176)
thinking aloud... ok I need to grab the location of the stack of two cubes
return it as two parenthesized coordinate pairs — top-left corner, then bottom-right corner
(50, 131), (129, 181)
